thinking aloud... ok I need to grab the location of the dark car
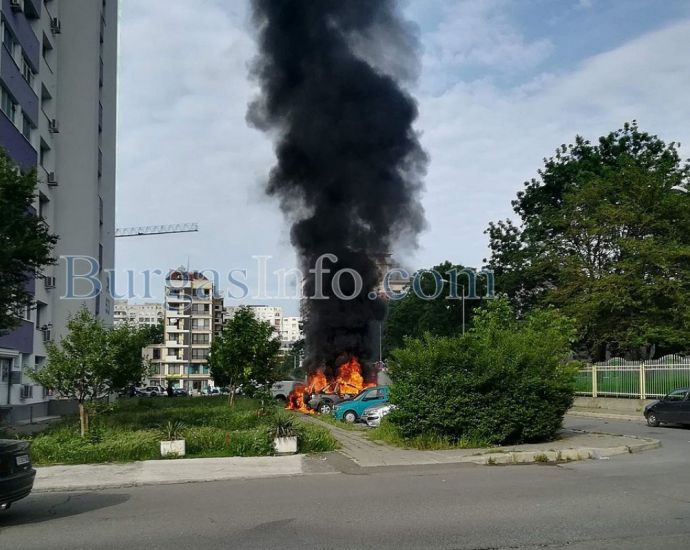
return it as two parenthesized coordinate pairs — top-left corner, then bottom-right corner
(307, 383), (356, 414)
(172, 388), (188, 397)
(0, 439), (36, 510)
(644, 388), (690, 427)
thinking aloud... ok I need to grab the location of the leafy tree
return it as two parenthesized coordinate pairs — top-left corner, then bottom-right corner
(209, 307), (281, 405)
(108, 324), (160, 391)
(277, 339), (305, 380)
(486, 122), (690, 360)
(31, 309), (115, 437)
(384, 261), (490, 354)
(0, 149), (57, 332)
(388, 300), (579, 445)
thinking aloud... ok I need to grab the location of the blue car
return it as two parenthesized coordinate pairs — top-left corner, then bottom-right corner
(333, 386), (390, 423)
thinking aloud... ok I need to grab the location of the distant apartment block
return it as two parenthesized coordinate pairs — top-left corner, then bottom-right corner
(144, 271), (223, 393)
(0, 0), (118, 424)
(224, 305), (303, 353)
(113, 301), (164, 329)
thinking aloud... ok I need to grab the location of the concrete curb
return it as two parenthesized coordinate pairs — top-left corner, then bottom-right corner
(32, 454), (307, 493)
(568, 410), (643, 422)
(469, 436), (661, 466)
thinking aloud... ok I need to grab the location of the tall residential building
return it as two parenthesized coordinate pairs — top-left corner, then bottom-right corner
(113, 301), (164, 329)
(0, 0), (117, 423)
(280, 316), (303, 348)
(144, 271), (224, 393)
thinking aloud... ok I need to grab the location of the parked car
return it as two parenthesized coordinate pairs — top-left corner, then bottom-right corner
(644, 388), (690, 427)
(333, 386), (390, 423)
(271, 380), (301, 401)
(172, 388), (188, 397)
(307, 383), (357, 414)
(0, 439), (36, 510)
(137, 386), (167, 397)
(362, 403), (396, 428)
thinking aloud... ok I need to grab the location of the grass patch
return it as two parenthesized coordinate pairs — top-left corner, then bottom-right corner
(310, 413), (366, 432)
(367, 419), (491, 450)
(20, 396), (337, 465)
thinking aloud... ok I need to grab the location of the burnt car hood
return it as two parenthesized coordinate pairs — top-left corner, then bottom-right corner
(0, 440), (30, 454)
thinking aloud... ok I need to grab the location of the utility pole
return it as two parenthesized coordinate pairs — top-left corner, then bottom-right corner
(441, 279), (466, 335)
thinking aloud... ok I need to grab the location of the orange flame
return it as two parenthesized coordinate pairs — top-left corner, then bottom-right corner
(286, 357), (375, 414)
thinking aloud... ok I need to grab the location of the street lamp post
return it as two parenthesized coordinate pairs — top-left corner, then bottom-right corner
(441, 279), (465, 335)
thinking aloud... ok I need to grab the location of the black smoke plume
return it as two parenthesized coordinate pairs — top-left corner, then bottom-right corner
(248, 0), (427, 376)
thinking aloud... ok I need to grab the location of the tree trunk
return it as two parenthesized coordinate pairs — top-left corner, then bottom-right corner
(228, 386), (235, 407)
(78, 402), (89, 438)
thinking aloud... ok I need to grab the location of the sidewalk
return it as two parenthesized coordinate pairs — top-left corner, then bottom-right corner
(568, 408), (643, 422)
(300, 416), (660, 468)
(33, 455), (307, 493)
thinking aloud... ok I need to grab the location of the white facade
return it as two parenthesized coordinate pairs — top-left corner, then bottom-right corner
(0, 0), (117, 423)
(144, 272), (224, 393)
(224, 305), (302, 352)
(113, 301), (164, 329)
(281, 316), (303, 345)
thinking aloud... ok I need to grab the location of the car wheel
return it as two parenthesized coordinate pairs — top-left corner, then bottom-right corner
(343, 411), (357, 424)
(318, 401), (333, 415)
(646, 413), (660, 427)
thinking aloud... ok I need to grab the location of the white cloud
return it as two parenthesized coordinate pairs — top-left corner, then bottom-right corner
(414, 19), (690, 270)
(115, 0), (690, 308)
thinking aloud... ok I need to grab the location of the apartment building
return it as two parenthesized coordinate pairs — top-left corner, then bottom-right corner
(113, 301), (164, 329)
(144, 271), (224, 393)
(280, 316), (303, 348)
(0, 0), (117, 423)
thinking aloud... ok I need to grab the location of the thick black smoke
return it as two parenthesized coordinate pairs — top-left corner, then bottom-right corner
(248, 0), (427, 375)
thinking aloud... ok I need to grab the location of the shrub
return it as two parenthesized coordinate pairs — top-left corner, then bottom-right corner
(388, 300), (579, 446)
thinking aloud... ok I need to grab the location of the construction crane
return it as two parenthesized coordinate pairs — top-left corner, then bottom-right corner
(115, 223), (199, 238)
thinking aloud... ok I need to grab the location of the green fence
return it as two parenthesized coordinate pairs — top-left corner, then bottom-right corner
(576, 355), (690, 399)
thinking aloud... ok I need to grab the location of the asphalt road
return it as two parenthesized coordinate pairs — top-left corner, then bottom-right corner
(2, 415), (689, 550)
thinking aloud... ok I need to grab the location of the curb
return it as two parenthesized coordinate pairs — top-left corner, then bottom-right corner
(471, 436), (660, 466)
(32, 471), (309, 494)
(568, 410), (643, 422)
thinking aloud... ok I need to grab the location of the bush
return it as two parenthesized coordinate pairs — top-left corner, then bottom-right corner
(388, 300), (579, 446)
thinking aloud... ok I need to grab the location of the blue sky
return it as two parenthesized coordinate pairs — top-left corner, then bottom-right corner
(115, 0), (690, 313)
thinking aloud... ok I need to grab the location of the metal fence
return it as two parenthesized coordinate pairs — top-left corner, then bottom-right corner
(575, 355), (690, 399)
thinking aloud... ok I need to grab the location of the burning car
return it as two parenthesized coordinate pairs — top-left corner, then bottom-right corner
(306, 383), (356, 414)
(286, 356), (377, 415)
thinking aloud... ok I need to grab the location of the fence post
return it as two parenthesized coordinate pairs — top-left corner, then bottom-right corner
(591, 365), (597, 398)
(640, 362), (646, 400)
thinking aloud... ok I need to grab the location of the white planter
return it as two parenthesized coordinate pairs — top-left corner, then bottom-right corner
(160, 439), (186, 457)
(274, 436), (298, 454)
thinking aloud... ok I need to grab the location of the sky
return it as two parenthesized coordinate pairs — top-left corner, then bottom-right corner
(115, 0), (690, 314)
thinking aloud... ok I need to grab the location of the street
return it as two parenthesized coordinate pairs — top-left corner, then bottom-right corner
(1, 416), (689, 550)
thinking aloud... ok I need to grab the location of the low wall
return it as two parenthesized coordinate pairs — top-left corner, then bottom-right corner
(1, 401), (50, 424)
(47, 399), (80, 417)
(573, 396), (655, 413)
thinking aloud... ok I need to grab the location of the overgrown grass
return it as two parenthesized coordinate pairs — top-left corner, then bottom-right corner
(367, 419), (490, 450)
(310, 413), (366, 432)
(21, 396), (337, 465)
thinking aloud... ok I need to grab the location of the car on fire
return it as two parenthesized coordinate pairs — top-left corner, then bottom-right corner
(0, 439), (36, 510)
(333, 386), (390, 423)
(306, 382), (360, 414)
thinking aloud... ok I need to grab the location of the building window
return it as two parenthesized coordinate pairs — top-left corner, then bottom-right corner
(1, 86), (17, 123)
(153, 349), (161, 360)
(22, 57), (34, 87)
(192, 334), (209, 345)
(192, 349), (209, 361)
(168, 366), (180, 375)
(22, 114), (32, 141)
(3, 26), (17, 58)
(192, 319), (209, 330)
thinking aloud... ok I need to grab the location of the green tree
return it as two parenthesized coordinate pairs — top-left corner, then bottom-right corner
(486, 122), (690, 360)
(108, 323), (160, 391)
(388, 300), (579, 445)
(0, 149), (57, 332)
(31, 309), (115, 437)
(384, 261), (489, 354)
(209, 307), (281, 405)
